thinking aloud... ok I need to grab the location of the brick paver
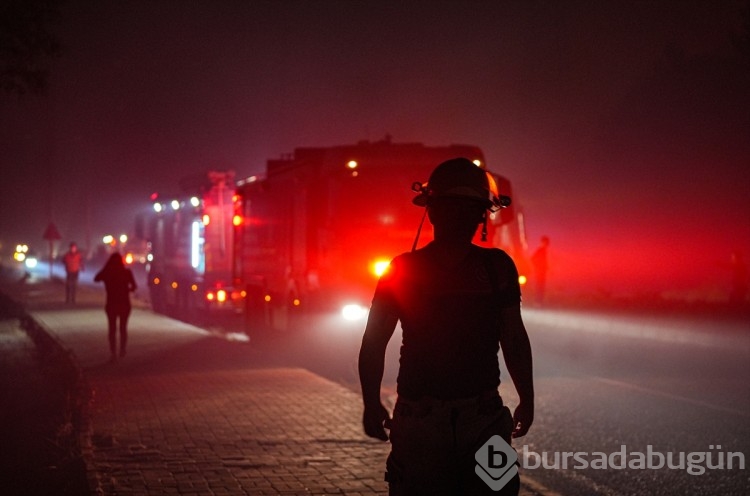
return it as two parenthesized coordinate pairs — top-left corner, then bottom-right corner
(86, 368), (389, 495)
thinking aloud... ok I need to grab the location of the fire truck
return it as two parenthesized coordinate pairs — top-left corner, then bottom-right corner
(138, 171), (238, 318)
(139, 139), (528, 331)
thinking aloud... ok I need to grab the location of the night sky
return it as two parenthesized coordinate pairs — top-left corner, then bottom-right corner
(1, 0), (748, 298)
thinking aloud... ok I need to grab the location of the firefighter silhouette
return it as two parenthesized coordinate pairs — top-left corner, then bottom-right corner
(359, 158), (533, 495)
(728, 250), (748, 306)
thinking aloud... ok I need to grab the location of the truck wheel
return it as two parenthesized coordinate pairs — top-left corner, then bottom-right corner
(150, 285), (165, 313)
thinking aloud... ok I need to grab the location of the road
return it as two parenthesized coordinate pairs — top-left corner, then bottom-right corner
(262, 306), (750, 495)
(512, 309), (749, 495)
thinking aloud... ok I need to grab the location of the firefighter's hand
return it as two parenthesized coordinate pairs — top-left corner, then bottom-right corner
(363, 402), (391, 441)
(512, 401), (534, 438)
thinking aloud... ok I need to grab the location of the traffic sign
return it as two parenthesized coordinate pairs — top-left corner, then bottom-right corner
(43, 222), (61, 241)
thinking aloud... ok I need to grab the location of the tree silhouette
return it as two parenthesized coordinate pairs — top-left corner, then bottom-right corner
(733, 0), (750, 65)
(0, 0), (62, 96)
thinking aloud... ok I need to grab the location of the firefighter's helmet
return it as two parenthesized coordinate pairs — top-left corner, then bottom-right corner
(411, 158), (509, 212)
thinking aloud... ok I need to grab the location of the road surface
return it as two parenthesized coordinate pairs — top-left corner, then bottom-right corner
(274, 306), (750, 495)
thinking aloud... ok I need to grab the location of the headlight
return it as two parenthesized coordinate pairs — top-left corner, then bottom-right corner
(341, 304), (369, 321)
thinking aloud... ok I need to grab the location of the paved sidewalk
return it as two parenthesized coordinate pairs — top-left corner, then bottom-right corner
(2, 275), (546, 495)
(86, 368), (388, 495)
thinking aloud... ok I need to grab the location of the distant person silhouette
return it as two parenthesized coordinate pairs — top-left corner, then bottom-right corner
(359, 158), (534, 495)
(94, 253), (137, 361)
(62, 242), (84, 303)
(728, 251), (748, 306)
(530, 236), (550, 306)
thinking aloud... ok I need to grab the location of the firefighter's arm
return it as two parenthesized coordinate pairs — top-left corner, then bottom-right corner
(499, 305), (534, 438)
(358, 306), (398, 441)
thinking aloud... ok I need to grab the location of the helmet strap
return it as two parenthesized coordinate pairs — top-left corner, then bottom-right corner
(481, 215), (488, 242)
(411, 209), (428, 252)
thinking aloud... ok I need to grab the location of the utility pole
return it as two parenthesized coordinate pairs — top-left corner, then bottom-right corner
(43, 222), (61, 279)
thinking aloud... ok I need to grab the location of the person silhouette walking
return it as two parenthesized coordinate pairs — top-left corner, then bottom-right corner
(94, 253), (137, 361)
(530, 236), (550, 306)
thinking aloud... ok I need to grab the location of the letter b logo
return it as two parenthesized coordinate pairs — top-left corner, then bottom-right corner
(489, 444), (509, 469)
(475, 435), (518, 491)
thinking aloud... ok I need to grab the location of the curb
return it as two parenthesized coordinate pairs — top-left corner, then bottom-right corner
(0, 289), (95, 495)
